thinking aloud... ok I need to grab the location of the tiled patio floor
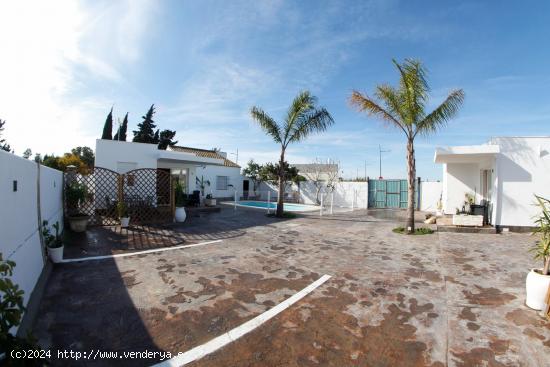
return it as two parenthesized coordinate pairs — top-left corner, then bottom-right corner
(33, 208), (549, 366)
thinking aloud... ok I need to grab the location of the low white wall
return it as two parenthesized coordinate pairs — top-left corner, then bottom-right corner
(419, 181), (442, 212)
(257, 181), (368, 208)
(0, 150), (63, 333)
(199, 165), (243, 199)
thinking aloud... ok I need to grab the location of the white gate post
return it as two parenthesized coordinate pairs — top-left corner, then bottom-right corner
(320, 194), (324, 216)
(352, 189), (355, 210)
(330, 192), (334, 215)
(234, 190), (237, 211)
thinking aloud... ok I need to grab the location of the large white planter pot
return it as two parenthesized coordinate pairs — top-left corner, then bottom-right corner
(120, 217), (130, 228)
(175, 207), (187, 222)
(205, 198), (217, 206)
(525, 268), (550, 310)
(48, 246), (64, 263)
(68, 215), (89, 232)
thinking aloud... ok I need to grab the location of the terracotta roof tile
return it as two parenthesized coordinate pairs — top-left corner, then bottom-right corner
(170, 146), (240, 168)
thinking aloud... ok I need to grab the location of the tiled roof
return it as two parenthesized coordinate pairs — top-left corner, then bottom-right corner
(170, 146), (240, 168)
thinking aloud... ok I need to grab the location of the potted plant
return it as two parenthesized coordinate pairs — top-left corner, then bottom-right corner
(175, 182), (187, 222)
(205, 194), (216, 206)
(196, 176), (210, 204)
(65, 181), (90, 232)
(42, 220), (63, 263)
(526, 195), (550, 310)
(117, 202), (130, 228)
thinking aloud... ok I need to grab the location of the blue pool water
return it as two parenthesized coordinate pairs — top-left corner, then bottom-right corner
(235, 201), (319, 212)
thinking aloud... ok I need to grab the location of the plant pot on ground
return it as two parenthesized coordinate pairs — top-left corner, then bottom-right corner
(65, 181), (90, 232)
(526, 195), (550, 310)
(117, 202), (130, 228)
(204, 194), (216, 207)
(175, 182), (187, 223)
(43, 220), (64, 263)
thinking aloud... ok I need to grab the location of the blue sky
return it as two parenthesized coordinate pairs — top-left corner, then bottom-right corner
(1, 1), (549, 180)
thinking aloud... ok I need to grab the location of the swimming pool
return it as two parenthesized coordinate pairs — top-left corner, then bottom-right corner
(227, 200), (320, 212)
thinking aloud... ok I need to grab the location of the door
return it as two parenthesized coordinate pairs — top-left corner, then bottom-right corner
(243, 180), (249, 199)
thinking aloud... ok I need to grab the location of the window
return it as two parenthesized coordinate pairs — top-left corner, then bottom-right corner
(216, 176), (229, 190)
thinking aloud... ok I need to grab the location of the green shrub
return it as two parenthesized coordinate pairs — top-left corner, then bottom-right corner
(392, 226), (434, 235)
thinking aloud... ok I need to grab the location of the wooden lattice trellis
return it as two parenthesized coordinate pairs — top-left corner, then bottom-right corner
(64, 167), (174, 226)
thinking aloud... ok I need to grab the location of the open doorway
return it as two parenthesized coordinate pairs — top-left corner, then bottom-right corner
(243, 180), (249, 200)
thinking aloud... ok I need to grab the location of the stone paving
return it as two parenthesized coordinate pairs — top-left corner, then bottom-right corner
(33, 208), (550, 366)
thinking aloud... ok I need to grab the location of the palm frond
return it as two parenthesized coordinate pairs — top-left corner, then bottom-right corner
(283, 91), (316, 143)
(414, 89), (465, 137)
(375, 85), (408, 128)
(349, 90), (408, 135)
(287, 107), (334, 144)
(250, 106), (282, 143)
(392, 59), (429, 125)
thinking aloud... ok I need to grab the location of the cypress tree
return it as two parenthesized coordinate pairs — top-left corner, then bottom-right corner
(158, 130), (178, 150)
(101, 108), (113, 140)
(114, 113), (128, 141)
(132, 105), (157, 143)
(153, 129), (160, 144)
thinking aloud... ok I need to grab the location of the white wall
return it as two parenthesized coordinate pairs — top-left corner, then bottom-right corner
(419, 181), (443, 212)
(199, 165), (243, 199)
(0, 150), (63, 333)
(95, 139), (157, 172)
(443, 163), (480, 214)
(257, 181), (369, 208)
(492, 137), (550, 227)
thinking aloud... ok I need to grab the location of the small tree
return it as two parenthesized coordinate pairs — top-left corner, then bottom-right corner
(532, 195), (550, 275)
(113, 113), (129, 141)
(242, 160), (263, 197)
(308, 158), (339, 205)
(158, 129), (178, 150)
(349, 59), (464, 233)
(42, 154), (60, 170)
(0, 119), (12, 152)
(133, 105), (157, 144)
(58, 154), (88, 174)
(22, 149), (32, 159)
(250, 91), (334, 217)
(71, 146), (95, 169)
(101, 108), (113, 140)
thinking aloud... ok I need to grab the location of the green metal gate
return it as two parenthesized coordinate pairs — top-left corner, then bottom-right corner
(368, 179), (418, 209)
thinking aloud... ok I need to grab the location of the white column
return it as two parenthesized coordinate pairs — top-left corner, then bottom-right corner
(267, 191), (271, 215)
(330, 192), (334, 215)
(320, 194), (324, 216)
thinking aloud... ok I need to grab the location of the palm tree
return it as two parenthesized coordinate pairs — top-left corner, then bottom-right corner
(251, 91), (334, 217)
(349, 59), (464, 233)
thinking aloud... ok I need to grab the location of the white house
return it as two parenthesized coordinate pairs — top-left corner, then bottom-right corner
(434, 136), (550, 228)
(95, 139), (244, 199)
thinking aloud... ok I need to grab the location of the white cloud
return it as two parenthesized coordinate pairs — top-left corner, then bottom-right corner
(0, 0), (156, 155)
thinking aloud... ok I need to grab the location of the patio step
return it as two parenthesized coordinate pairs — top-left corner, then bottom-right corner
(436, 225), (497, 234)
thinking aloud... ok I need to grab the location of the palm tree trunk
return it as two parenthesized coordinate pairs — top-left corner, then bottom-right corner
(543, 256), (550, 275)
(406, 138), (416, 234)
(277, 150), (285, 217)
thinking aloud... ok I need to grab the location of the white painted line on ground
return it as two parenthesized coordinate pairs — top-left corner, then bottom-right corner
(60, 239), (223, 263)
(154, 274), (332, 367)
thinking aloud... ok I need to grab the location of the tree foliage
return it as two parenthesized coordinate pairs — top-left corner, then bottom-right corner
(242, 160), (263, 195)
(349, 59), (464, 233)
(133, 104), (158, 144)
(101, 108), (113, 140)
(0, 119), (12, 152)
(250, 91), (334, 216)
(22, 149), (32, 159)
(158, 129), (177, 150)
(71, 146), (95, 168)
(113, 113), (128, 141)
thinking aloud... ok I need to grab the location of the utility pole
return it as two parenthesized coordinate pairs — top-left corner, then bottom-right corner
(379, 144), (390, 179)
(229, 148), (239, 164)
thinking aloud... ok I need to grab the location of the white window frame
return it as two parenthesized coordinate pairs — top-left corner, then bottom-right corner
(216, 176), (229, 190)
